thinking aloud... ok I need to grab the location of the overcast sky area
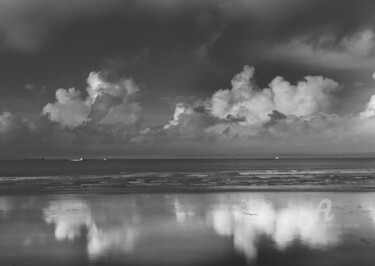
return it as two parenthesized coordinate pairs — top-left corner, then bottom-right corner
(0, 0), (375, 157)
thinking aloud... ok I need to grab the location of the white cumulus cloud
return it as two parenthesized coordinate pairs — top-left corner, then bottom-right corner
(270, 75), (340, 116)
(43, 88), (91, 129)
(138, 66), (375, 153)
(86, 72), (139, 103)
(360, 95), (375, 119)
(210, 65), (341, 126)
(43, 72), (141, 129)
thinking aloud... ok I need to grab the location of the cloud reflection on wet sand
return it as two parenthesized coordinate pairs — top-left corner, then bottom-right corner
(8, 192), (370, 265)
(207, 196), (339, 260)
(43, 197), (139, 260)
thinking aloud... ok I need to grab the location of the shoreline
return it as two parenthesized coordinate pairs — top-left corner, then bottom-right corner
(2, 169), (375, 195)
(2, 184), (375, 195)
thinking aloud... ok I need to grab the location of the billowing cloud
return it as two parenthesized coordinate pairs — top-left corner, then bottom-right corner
(3, 64), (375, 155)
(360, 95), (375, 119)
(270, 76), (340, 116)
(136, 66), (375, 154)
(42, 88), (91, 129)
(359, 73), (375, 119)
(43, 71), (141, 129)
(164, 103), (192, 128)
(1, 0), (375, 156)
(210, 66), (274, 125)
(210, 66), (341, 126)
(146, 65), (343, 138)
(86, 72), (139, 103)
(87, 72), (141, 126)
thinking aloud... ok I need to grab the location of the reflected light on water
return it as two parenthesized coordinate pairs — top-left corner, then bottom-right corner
(1, 193), (375, 265)
(44, 199), (93, 241)
(205, 196), (339, 260)
(43, 197), (139, 260)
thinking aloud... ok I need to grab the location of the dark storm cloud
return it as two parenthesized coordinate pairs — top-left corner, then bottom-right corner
(208, 0), (375, 70)
(264, 110), (287, 127)
(0, 0), (127, 51)
(2, 0), (375, 61)
(0, 0), (373, 101)
(0, 0), (375, 156)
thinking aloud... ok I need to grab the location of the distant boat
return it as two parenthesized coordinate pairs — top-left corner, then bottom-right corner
(69, 158), (83, 162)
(275, 156), (279, 160)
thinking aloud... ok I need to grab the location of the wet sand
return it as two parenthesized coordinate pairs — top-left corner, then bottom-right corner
(1, 192), (375, 266)
(2, 162), (375, 264)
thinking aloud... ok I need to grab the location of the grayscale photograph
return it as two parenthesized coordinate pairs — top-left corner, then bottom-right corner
(0, 0), (375, 265)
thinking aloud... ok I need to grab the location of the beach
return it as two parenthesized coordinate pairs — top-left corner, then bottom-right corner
(1, 192), (375, 266)
(1, 158), (375, 265)
(1, 158), (375, 194)
(2, 0), (374, 264)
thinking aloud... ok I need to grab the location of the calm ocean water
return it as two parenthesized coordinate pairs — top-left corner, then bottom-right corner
(1, 158), (375, 177)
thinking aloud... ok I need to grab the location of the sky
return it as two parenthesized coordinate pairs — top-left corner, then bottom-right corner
(0, 0), (375, 157)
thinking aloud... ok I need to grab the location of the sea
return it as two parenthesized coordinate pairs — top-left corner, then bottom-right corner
(2, 157), (375, 176)
(1, 157), (375, 265)
(0, 157), (375, 193)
